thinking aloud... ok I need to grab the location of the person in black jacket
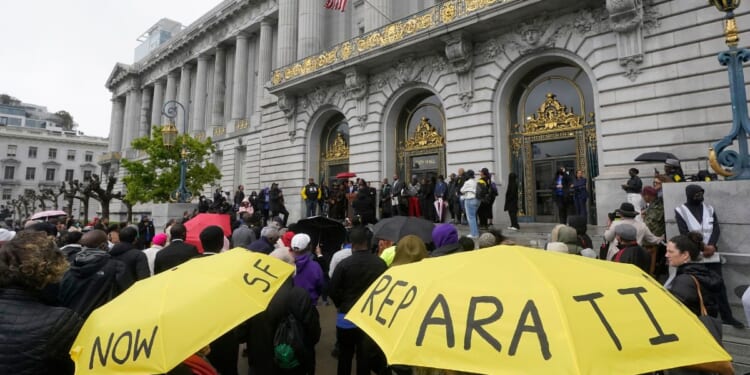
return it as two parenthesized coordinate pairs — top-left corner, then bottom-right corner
(110, 226), (150, 281)
(352, 180), (377, 225)
(58, 229), (132, 318)
(154, 223), (200, 274)
(504, 172), (520, 231)
(665, 232), (722, 318)
(269, 183), (289, 228)
(329, 226), (388, 375)
(243, 248), (321, 375)
(611, 223), (651, 273)
(0, 231), (82, 375)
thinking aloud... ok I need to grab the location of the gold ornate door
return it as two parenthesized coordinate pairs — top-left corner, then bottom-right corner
(398, 117), (446, 181)
(510, 93), (597, 222)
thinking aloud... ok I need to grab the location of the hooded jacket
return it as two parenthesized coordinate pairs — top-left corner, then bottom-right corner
(57, 248), (132, 318)
(293, 253), (324, 303)
(675, 184), (720, 247)
(109, 241), (150, 281)
(668, 263), (721, 317)
(431, 224), (462, 257)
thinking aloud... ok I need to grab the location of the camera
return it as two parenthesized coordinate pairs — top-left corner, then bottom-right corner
(608, 211), (620, 222)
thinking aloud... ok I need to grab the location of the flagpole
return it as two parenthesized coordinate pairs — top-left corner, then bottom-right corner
(361, 0), (393, 24)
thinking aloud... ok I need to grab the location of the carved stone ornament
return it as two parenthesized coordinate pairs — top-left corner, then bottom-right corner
(371, 54), (447, 91)
(344, 67), (368, 100)
(443, 31), (475, 110)
(607, 0), (645, 81)
(522, 93), (585, 136)
(404, 117), (445, 151)
(324, 132), (349, 160)
(277, 92), (296, 119)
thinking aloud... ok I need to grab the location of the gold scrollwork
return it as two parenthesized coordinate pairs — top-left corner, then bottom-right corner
(511, 137), (522, 157)
(585, 128), (596, 151)
(194, 131), (206, 141)
(522, 93), (585, 136)
(404, 117), (444, 150)
(272, 71), (282, 85)
(441, 1), (457, 24)
(213, 127), (226, 137)
(324, 132), (349, 160)
(340, 42), (352, 60)
(382, 24), (404, 45)
(236, 119), (249, 130)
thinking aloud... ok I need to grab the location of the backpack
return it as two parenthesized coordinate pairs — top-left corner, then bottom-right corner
(273, 313), (307, 369)
(476, 180), (491, 204)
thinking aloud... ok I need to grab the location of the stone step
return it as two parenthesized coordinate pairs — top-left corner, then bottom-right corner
(724, 330), (750, 375)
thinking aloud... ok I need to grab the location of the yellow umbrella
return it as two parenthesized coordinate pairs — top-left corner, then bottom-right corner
(346, 246), (732, 375)
(69, 248), (293, 374)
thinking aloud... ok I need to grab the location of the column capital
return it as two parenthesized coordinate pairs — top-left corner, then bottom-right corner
(235, 32), (250, 40)
(197, 53), (211, 62)
(260, 17), (274, 27)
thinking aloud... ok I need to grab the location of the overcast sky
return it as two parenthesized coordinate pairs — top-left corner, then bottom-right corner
(0, 0), (216, 138)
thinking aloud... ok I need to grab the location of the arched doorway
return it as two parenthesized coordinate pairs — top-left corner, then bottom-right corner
(508, 64), (598, 223)
(396, 92), (446, 181)
(319, 114), (350, 186)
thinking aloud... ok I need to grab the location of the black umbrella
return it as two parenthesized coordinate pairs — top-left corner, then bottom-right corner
(372, 216), (435, 244)
(295, 216), (347, 256)
(634, 152), (678, 162)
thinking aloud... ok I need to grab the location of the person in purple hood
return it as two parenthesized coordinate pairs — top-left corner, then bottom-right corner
(431, 223), (462, 257)
(290, 233), (325, 305)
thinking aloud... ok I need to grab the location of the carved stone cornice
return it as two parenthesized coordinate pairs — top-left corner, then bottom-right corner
(371, 54), (448, 90)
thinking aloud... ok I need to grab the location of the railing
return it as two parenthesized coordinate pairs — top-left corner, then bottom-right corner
(270, 0), (518, 87)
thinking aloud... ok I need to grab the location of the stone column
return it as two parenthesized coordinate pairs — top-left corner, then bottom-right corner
(139, 86), (152, 138)
(164, 71), (178, 123)
(256, 20), (273, 113)
(231, 34), (249, 124)
(211, 46), (226, 128)
(366, 0), (392, 32)
(245, 39), (257, 120)
(109, 97), (125, 153)
(121, 89), (140, 154)
(278, 0), (299, 66)
(178, 64), (192, 133)
(151, 80), (164, 127)
(298, 0), (323, 59)
(193, 55), (209, 134)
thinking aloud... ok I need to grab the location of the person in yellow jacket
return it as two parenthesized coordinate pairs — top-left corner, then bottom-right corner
(301, 177), (322, 217)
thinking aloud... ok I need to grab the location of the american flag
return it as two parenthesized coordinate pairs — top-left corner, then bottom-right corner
(324, 0), (347, 12)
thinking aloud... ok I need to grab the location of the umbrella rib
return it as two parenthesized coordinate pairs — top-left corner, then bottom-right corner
(513, 249), (584, 375)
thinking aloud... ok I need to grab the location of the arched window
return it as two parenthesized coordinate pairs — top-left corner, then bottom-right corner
(397, 93), (446, 182)
(319, 114), (350, 185)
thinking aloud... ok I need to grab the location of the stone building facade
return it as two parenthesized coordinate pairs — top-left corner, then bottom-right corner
(104, 0), (742, 226)
(0, 125), (109, 220)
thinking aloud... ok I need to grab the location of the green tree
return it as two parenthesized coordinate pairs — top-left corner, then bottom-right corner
(54, 110), (74, 131)
(121, 126), (221, 204)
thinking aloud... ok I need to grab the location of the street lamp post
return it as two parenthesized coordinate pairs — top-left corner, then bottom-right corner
(708, 0), (750, 180)
(161, 100), (192, 203)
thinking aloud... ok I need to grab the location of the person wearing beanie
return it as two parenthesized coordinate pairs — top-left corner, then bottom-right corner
(557, 225), (581, 255)
(280, 230), (295, 249)
(611, 223), (650, 273)
(290, 233), (325, 305)
(143, 233), (168, 276)
(431, 224), (462, 257)
(674, 185), (744, 329)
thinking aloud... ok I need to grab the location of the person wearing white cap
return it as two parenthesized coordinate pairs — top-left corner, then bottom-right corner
(290, 233), (325, 305)
(0, 228), (16, 247)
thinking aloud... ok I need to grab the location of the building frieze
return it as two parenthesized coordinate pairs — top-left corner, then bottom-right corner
(371, 54), (448, 91)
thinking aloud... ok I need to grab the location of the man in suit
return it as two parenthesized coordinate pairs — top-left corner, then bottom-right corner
(154, 223), (199, 274)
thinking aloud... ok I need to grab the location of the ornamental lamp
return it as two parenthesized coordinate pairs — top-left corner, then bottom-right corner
(709, 0), (740, 12)
(709, 0), (741, 46)
(161, 122), (178, 147)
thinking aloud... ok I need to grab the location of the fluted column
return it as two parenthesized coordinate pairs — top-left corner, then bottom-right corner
(121, 89), (140, 154)
(231, 34), (249, 124)
(139, 87), (152, 138)
(366, 0), (392, 32)
(178, 64), (192, 132)
(193, 55), (209, 134)
(298, 0), (323, 59)
(211, 46), (226, 128)
(256, 20), (273, 114)
(109, 97), (125, 153)
(164, 71), (178, 123)
(278, 0), (299, 66)
(151, 80), (164, 127)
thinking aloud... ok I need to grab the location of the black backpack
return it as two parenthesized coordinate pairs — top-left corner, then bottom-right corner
(476, 180), (491, 204)
(273, 313), (307, 369)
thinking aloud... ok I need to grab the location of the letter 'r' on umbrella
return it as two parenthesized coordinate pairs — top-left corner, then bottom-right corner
(345, 246), (732, 375)
(69, 249), (294, 374)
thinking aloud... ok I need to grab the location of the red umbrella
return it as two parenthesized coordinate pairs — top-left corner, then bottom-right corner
(335, 172), (357, 179)
(184, 213), (232, 253)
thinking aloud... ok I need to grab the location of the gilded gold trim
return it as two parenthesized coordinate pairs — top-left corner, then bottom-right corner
(236, 119), (249, 130)
(522, 93), (585, 136)
(270, 0), (517, 87)
(324, 132), (349, 161)
(213, 127), (226, 137)
(404, 117), (444, 151)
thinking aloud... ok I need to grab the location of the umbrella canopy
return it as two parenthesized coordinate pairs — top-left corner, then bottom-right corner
(346, 246), (731, 375)
(184, 213), (232, 253)
(372, 216), (435, 244)
(295, 216), (347, 256)
(634, 151), (679, 162)
(335, 172), (357, 179)
(30, 210), (67, 220)
(70, 249), (294, 374)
